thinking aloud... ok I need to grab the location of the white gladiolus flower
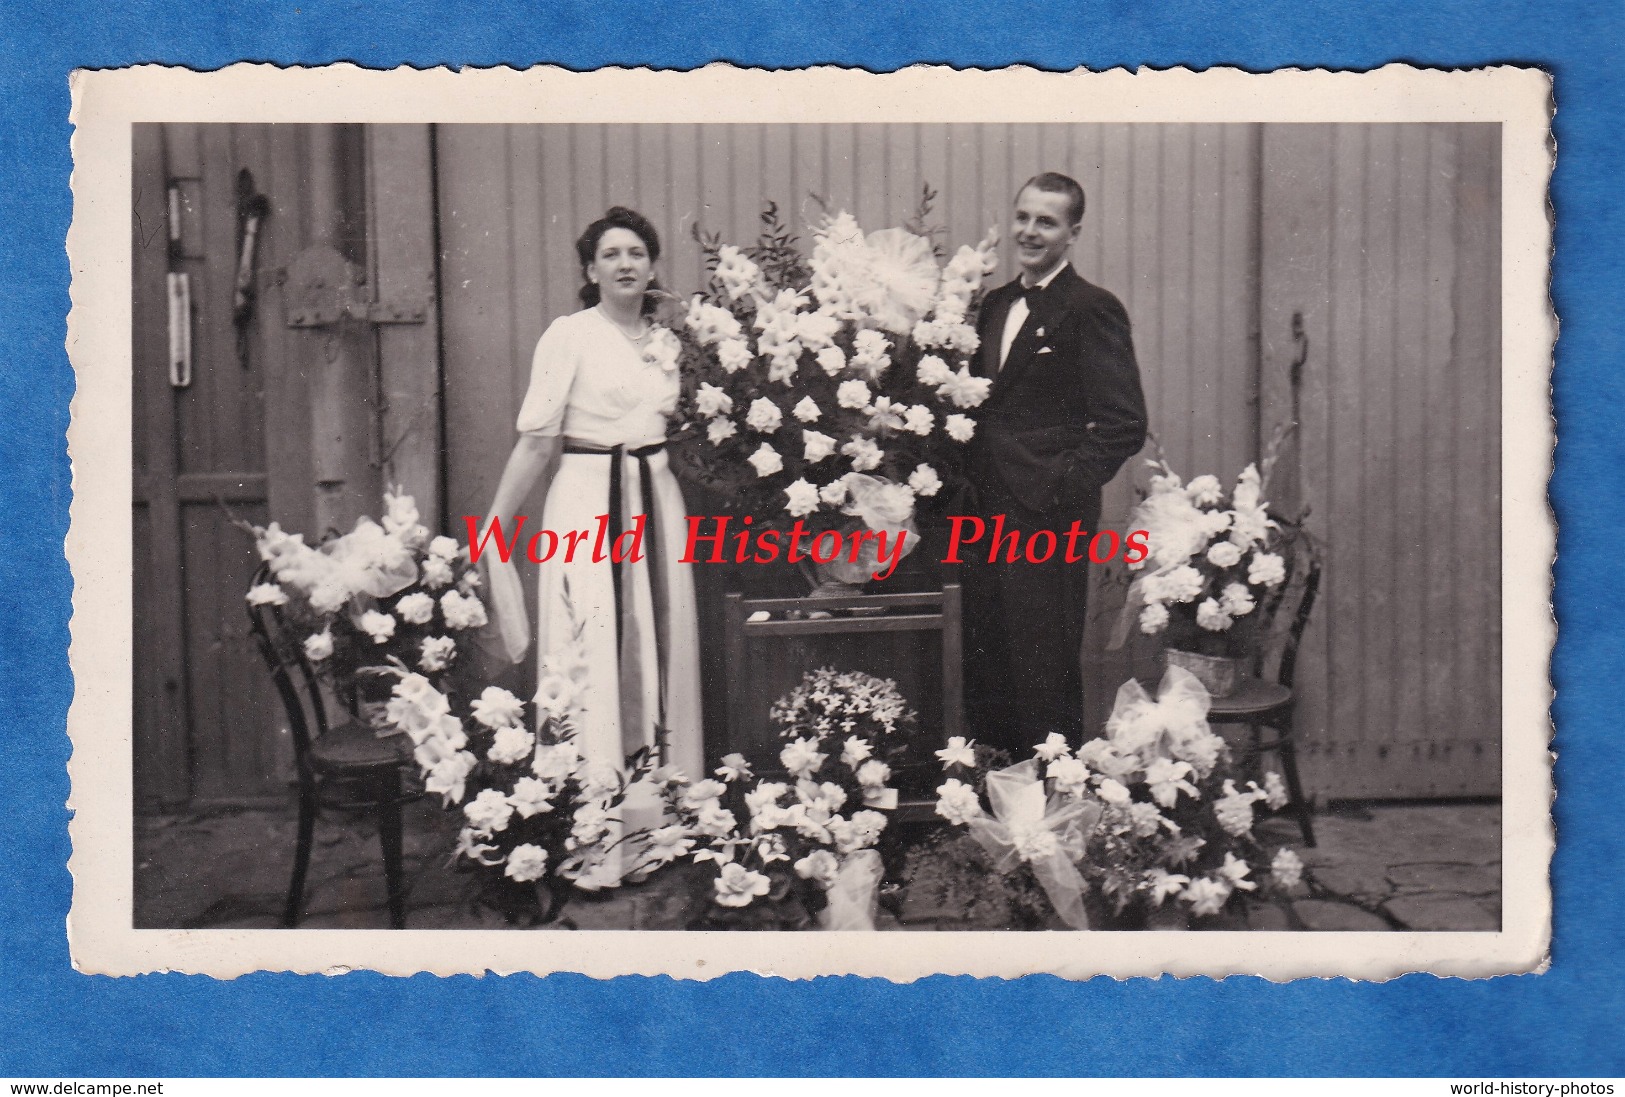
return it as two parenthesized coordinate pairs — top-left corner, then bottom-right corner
(934, 778), (983, 825)
(784, 479), (820, 518)
(487, 725), (536, 766)
(815, 346), (847, 377)
(802, 430), (836, 463)
(907, 463), (942, 497)
(707, 418), (738, 445)
(1220, 582), (1257, 617)
(396, 591), (435, 625)
(507, 777), (556, 819)
(793, 849), (840, 888)
(418, 635), (456, 672)
(836, 379), (872, 409)
(1196, 597), (1233, 631)
(944, 414), (976, 442)
(747, 443), (783, 478)
(916, 354), (954, 387)
(792, 395), (822, 422)
(1263, 771), (1290, 811)
(1139, 603), (1170, 634)
(903, 404), (934, 436)
(1206, 540), (1243, 568)
(471, 685), (525, 729)
(841, 436), (883, 472)
(1186, 475), (1224, 506)
(714, 863), (771, 908)
(420, 556), (454, 591)
(504, 843), (549, 883)
(440, 590), (488, 630)
(359, 609), (396, 644)
(818, 478), (849, 507)
(695, 382), (734, 417)
(302, 629), (334, 662)
(1033, 732), (1070, 762)
(935, 736), (976, 768)
(840, 736), (873, 767)
(714, 246), (762, 302)
(856, 759), (891, 789)
(1182, 876), (1233, 917)
(936, 366), (992, 409)
(1248, 552), (1287, 587)
(464, 788), (515, 836)
(746, 397), (783, 433)
(1095, 778), (1132, 805)
(716, 337), (753, 373)
(428, 535), (460, 560)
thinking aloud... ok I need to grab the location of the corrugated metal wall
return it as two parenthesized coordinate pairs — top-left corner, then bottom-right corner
(1260, 123), (1502, 798)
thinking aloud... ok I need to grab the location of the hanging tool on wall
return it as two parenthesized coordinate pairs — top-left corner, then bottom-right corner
(165, 182), (191, 389)
(234, 168), (271, 369)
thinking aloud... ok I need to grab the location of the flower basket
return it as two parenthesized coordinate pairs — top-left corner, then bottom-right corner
(1161, 647), (1245, 699)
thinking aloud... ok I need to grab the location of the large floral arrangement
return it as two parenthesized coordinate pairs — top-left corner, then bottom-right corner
(245, 489), (488, 700)
(1126, 459), (1288, 658)
(389, 612), (658, 921)
(670, 201), (999, 582)
(929, 667), (1305, 928)
(636, 667), (918, 929)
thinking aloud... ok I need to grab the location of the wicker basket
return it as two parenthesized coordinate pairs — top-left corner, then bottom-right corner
(1161, 647), (1246, 699)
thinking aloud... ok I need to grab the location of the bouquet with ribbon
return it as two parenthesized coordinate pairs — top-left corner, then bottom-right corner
(635, 667), (920, 930)
(932, 667), (1309, 928)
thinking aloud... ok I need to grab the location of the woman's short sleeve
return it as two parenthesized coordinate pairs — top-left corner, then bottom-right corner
(515, 316), (579, 436)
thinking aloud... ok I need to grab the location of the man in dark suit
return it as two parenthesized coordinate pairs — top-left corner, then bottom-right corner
(962, 172), (1148, 754)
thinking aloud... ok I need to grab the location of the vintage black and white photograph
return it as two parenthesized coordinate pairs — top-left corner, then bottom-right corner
(65, 65), (1552, 979)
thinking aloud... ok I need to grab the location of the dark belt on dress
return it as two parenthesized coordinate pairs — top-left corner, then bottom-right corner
(562, 440), (668, 759)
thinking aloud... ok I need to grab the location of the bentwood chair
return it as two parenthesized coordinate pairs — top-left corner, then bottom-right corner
(1204, 528), (1321, 847)
(246, 563), (420, 928)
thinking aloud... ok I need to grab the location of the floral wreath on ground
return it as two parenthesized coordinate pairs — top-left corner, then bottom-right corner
(245, 488), (489, 705)
(929, 666), (1306, 928)
(667, 196), (1000, 582)
(634, 667), (919, 930)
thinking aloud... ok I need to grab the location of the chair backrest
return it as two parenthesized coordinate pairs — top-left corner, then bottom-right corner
(1250, 522), (1323, 692)
(245, 561), (329, 773)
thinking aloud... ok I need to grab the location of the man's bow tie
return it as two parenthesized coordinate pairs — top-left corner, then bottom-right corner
(1020, 282), (1047, 307)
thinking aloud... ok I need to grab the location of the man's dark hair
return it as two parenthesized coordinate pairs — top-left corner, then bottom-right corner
(1020, 171), (1086, 226)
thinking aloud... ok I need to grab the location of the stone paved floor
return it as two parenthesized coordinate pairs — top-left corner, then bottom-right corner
(134, 797), (1500, 931)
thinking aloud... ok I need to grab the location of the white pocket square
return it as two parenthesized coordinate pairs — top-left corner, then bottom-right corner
(1036, 345), (1054, 355)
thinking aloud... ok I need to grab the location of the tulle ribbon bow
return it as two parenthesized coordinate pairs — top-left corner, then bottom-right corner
(966, 759), (1102, 930)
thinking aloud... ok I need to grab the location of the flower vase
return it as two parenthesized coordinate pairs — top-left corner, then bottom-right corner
(1161, 647), (1245, 699)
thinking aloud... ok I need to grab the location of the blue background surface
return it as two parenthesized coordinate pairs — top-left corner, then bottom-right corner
(1, 0), (1619, 1076)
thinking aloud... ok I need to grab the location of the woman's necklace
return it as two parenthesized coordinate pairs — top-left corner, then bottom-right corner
(597, 304), (650, 345)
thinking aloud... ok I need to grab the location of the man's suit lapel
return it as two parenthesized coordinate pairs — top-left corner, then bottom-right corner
(975, 283), (1015, 380)
(995, 265), (1081, 397)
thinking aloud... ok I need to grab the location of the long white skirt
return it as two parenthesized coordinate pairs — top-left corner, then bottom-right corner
(538, 448), (703, 884)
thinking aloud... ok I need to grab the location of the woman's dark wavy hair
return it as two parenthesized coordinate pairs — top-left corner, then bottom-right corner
(576, 205), (663, 314)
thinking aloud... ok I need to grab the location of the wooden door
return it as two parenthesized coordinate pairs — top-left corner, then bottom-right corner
(133, 124), (283, 808)
(132, 124), (443, 810)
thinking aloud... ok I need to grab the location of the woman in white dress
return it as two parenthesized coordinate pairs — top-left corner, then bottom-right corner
(484, 207), (703, 886)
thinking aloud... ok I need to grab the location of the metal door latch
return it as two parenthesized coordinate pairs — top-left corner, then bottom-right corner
(283, 244), (427, 329)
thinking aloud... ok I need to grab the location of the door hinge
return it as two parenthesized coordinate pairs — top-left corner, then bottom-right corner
(283, 244), (427, 329)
